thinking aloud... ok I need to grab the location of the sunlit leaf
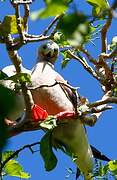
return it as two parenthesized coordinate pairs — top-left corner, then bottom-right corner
(61, 58), (70, 69)
(30, 0), (73, 19)
(40, 116), (57, 130)
(31, 5), (67, 19)
(108, 160), (117, 172)
(2, 151), (16, 162)
(4, 159), (30, 179)
(86, 0), (110, 17)
(6, 73), (31, 83)
(0, 15), (25, 36)
(61, 50), (70, 69)
(40, 131), (57, 171)
(44, 0), (73, 5)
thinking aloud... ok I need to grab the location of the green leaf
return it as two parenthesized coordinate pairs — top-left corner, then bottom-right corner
(57, 13), (90, 46)
(0, 84), (16, 117)
(0, 85), (16, 151)
(0, 15), (25, 36)
(30, 0), (73, 19)
(86, 0), (110, 17)
(0, 117), (7, 152)
(40, 116), (57, 130)
(108, 160), (117, 172)
(2, 151), (16, 162)
(61, 58), (70, 69)
(5, 159), (30, 179)
(44, 0), (73, 6)
(6, 73), (31, 83)
(54, 32), (69, 47)
(0, 71), (8, 80)
(57, 13), (87, 37)
(31, 4), (67, 19)
(40, 131), (57, 171)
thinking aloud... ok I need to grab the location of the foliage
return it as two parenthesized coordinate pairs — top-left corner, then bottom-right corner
(0, 15), (25, 36)
(1, 151), (30, 179)
(0, 84), (16, 151)
(87, 0), (110, 17)
(0, 0), (117, 179)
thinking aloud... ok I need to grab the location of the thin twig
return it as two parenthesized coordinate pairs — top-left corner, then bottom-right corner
(101, 10), (113, 52)
(6, 34), (34, 121)
(89, 96), (117, 108)
(0, 141), (40, 173)
(43, 15), (61, 36)
(112, 0), (117, 10)
(77, 47), (97, 65)
(13, 4), (25, 42)
(100, 48), (117, 60)
(67, 50), (100, 81)
(7, 34), (51, 50)
(23, 4), (30, 32)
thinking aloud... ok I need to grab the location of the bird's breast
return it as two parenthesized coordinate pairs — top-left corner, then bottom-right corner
(30, 64), (73, 114)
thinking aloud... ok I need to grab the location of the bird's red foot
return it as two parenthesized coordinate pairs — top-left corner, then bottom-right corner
(56, 111), (76, 121)
(32, 104), (48, 122)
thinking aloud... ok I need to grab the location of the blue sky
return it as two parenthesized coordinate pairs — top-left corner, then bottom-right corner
(0, 0), (117, 179)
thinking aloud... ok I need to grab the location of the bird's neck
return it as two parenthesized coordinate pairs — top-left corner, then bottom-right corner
(36, 58), (55, 69)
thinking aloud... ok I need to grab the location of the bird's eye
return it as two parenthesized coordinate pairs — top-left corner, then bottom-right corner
(43, 45), (47, 49)
(54, 48), (58, 53)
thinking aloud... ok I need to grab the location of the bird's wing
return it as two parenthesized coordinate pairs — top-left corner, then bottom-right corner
(55, 73), (79, 112)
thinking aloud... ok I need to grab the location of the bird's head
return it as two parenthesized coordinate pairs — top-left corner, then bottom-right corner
(37, 41), (59, 64)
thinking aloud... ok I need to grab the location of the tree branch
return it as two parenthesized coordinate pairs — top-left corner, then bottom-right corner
(89, 96), (117, 108)
(99, 48), (117, 60)
(5, 35), (34, 121)
(0, 141), (40, 174)
(112, 0), (117, 10)
(43, 15), (62, 36)
(67, 50), (100, 81)
(77, 47), (97, 65)
(13, 4), (26, 42)
(101, 8), (113, 52)
(23, 4), (30, 32)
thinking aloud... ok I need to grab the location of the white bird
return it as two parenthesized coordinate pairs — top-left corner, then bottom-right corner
(29, 41), (94, 179)
(2, 41), (110, 179)
(1, 64), (31, 122)
(2, 64), (31, 77)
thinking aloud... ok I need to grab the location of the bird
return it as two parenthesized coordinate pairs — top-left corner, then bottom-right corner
(28, 40), (94, 179)
(1, 64), (31, 124)
(2, 64), (31, 77)
(1, 41), (110, 179)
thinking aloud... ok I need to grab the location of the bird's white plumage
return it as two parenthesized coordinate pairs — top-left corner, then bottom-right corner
(29, 41), (94, 178)
(2, 64), (31, 76)
(2, 41), (94, 179)
(30, 61), (73, 114)
(1, 64), (30, 121)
